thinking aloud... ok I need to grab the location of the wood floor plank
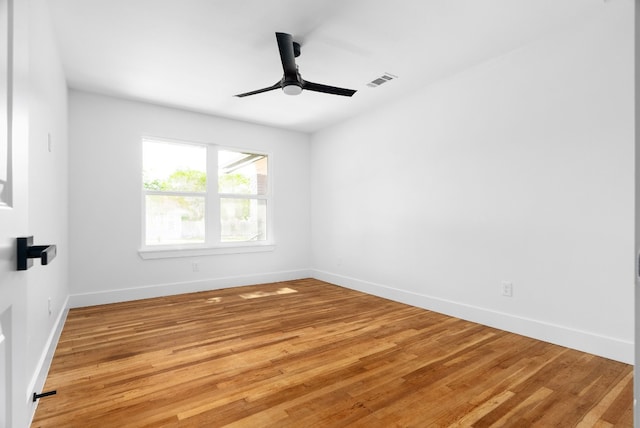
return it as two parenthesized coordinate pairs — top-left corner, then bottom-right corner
(31, 279), (633, 427)
(577, 370), (634, 427)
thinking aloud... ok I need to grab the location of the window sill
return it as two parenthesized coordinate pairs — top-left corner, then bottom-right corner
(138, 243), (275, 259)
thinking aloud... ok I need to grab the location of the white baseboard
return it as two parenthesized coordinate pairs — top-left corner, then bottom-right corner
(27, 295), (70, 421)
(69, 269), (311, 308)
(311, 269), (633, 365)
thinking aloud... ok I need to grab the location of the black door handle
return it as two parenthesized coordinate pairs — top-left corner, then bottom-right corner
(17, 236), (57, 271)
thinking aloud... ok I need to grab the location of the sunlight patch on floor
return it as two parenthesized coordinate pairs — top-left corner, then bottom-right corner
(239, 287), (298, 299)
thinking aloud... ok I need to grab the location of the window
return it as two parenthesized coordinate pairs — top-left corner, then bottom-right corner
(142, 138), (269, 250)
(218, 150), (268, 242)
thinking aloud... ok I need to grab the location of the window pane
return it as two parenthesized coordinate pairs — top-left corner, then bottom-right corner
(143, 140), (206, 192)
(145, 195), (205, 245)
(220, 198), (266, 242)
(218, 150), (267, 195)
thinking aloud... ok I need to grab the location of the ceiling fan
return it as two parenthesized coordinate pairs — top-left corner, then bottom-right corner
(235, 32), (357, 98)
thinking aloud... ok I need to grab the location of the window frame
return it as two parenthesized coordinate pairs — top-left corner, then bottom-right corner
(139, 137), (274, 259)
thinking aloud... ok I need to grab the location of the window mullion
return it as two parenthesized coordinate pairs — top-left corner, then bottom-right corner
(218, 193), (263, 200)
(144, 190), (205, 198)
(206, 146), (220, 245)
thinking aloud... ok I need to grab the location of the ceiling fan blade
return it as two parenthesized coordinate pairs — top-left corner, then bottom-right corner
(275, 32), (298, 78)
(302, 80), (357, 97)
(234, 82), (281, 98)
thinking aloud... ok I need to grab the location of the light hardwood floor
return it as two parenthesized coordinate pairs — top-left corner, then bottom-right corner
(32, 278), (633, 427)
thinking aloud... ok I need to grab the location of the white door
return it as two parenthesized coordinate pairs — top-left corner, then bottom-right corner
(636, 139), (639, 418)
(635, 1), (639, 424)
(0, 0), (30, 426)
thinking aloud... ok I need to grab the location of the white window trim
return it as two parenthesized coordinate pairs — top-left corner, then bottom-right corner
(138, 243), (276, 259)
(139, 137), (274, 259)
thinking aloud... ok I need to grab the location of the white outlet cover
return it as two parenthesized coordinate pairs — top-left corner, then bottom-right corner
(502, 282), (513, 297)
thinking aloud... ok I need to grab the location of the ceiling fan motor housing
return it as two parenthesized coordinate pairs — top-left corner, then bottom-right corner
(283, 83), (303, 95)
(282, 69), (304, 95)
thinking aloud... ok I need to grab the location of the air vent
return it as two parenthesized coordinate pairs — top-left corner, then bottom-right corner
(367, 73), (397, 88)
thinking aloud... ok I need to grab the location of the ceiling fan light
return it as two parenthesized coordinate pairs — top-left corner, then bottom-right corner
(282, 84), (302, 96)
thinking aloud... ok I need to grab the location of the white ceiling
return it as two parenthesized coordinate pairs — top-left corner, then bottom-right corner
(47, 0), (607, 133)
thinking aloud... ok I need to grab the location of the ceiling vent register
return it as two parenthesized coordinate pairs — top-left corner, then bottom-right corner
(367, 73), (397, 88)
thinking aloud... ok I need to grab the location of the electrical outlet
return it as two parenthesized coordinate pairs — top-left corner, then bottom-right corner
(502, 282), (513, 297)
(192, 262), (199, 272)
(48, 298), (52, 316)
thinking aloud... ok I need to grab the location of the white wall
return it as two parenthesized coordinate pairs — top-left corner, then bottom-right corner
(68, 92), (310, 305)
(27, 0), (69, 415)
(310, 6), (634, 363)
